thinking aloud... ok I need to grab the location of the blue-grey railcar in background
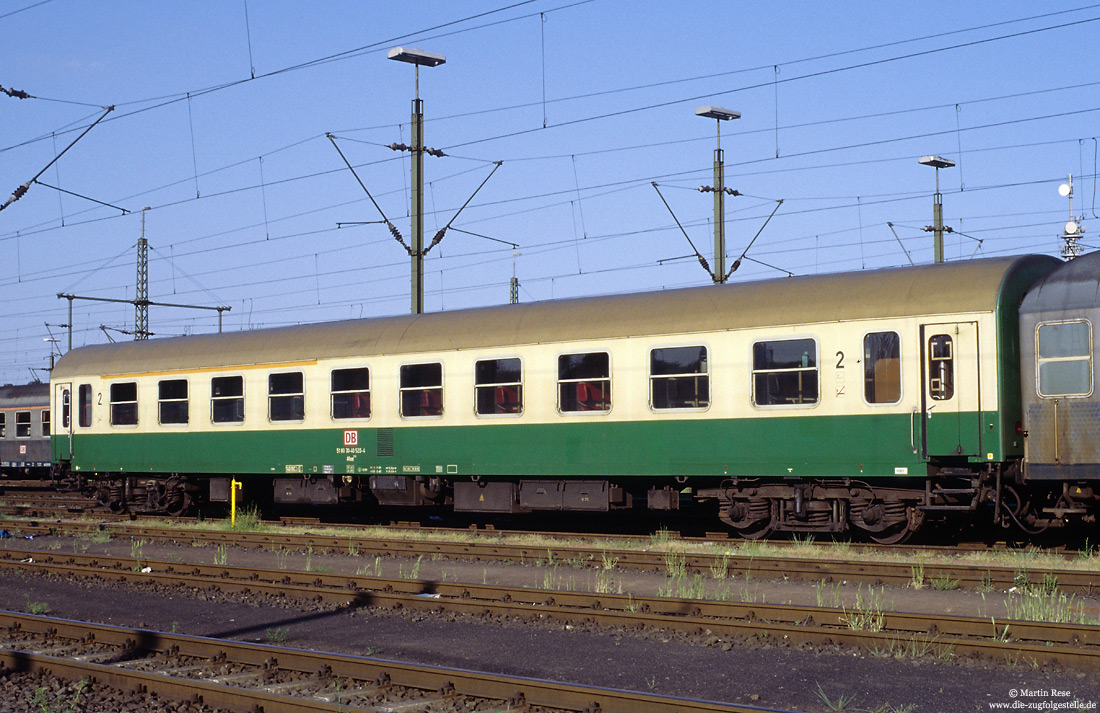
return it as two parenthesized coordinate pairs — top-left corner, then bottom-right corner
(1019, 249), (1100, 528)
(0, 382), (51, 478)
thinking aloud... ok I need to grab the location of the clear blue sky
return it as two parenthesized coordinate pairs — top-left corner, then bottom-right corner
(2, 1), (1098, 383)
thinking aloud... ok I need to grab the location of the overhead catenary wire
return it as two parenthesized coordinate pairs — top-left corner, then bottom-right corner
(4, 17), (1095, 242)
(0, 106), (114, 212)
(2, 168), (1090, 294)
(651, 182), (713, 280)
(5, 7), (1097, 162)
(8, 97), (1094, 249)
(885, 222), (916, 266)
(0, 0), (55, 21)
(327, 133), (412, 254)
(0, 0), (570, 154)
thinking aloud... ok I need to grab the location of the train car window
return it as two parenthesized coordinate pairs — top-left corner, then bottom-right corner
(650, 346), (709, 410)
(0, 413), (5, 438)
(475, 358), (523, 416)
(928, 335), (954, 400)
(1037, 320), (1093, 397)
(211, 376), (244, 423)
(752, 339), (819, 406)
(331, 368), (371, 420)
(78, 384), (92, 427)
(158, 379), (189, 425)
(61, 390), (70, 429)
(558, 352), (611, 413)
(864, 332), (901, 404)
(41, 410), (50, 437)
(109, 382), (138, 426)
(400, 363), (443, 418)
(269, 372), (305, 422)
(15, 411), (30, 438)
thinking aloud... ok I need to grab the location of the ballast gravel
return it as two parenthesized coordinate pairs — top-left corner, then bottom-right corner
(0, 532), (1098, 713)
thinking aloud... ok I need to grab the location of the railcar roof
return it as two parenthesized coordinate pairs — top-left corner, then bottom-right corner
(0, 382), (50, 408)
(1019, 249), (1100, 314)
(53, 255), (1059, 378)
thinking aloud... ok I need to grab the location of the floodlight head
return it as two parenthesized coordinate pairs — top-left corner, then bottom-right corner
(387, 47), (446, 67)
(1059, 183), (1072, 197)
(695, 106), (741, 121)
(918, 155), (955, 169)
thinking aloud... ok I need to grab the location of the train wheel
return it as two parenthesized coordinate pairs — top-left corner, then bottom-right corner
(721, 498), (776, 540)
(165, 492), (192, 517)
(866, 506), (924, 545)
(868, 522), (913, 545)
(734, 519), (776, 540)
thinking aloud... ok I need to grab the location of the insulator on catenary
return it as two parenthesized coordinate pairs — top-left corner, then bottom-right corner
(1, 85), (31, 99)
(0, 181), (31, 211)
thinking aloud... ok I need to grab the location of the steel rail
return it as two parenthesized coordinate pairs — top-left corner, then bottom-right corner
(3, 548), (1097, 670)
(11, 520), (1098, 595)
(0, 611), (780, 713)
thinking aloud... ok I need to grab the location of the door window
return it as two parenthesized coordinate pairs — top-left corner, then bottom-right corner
(1037, 321), (1092, 397)
(928, 335), (954, 400)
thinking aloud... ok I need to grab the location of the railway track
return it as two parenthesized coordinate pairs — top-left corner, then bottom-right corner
(0, 610), (762, 713)
(0, 484), (1088, 562)
(3, 547), (1098, 671)
(9, 519), (1099, 595)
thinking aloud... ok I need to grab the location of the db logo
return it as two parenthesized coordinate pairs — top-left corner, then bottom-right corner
(343, 430), (358, 447)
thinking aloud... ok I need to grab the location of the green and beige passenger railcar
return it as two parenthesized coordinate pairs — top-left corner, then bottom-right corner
(50, 254), (1060, 540)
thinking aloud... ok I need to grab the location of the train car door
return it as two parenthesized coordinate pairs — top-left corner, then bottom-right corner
(53, 382), (72, 460)
(919, 322), (981, 459)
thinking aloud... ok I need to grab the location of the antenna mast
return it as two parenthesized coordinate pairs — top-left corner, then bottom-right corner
(1058, 176), (1086, 260)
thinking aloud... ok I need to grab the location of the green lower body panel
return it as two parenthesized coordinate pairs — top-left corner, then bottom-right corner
(54, 411), (1005, 481)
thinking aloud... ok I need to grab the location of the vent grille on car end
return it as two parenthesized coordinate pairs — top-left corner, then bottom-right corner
(377, 428), (394, 457)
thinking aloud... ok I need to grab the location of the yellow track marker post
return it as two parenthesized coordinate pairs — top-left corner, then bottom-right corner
(230, 479), (243, 528)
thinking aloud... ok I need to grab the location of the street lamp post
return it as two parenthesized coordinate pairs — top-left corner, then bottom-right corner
(388, 47), (446, 314)
(918, 155), (955, 264)
(696, 106), (740, 282)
